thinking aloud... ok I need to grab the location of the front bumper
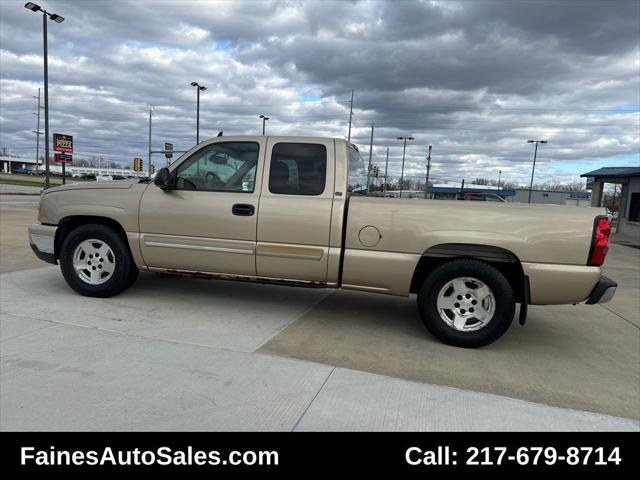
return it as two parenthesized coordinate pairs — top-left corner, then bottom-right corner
(585, 276), (617, 304)
(28, 224), (57, 265)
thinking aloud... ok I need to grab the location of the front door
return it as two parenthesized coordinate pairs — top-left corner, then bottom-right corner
(139, 139), (265, 275)
(256, 138), (335, 282)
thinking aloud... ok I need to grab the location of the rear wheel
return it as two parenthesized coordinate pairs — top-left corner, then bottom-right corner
(59, 224), (138, 297)
(417, 259), (515, 348)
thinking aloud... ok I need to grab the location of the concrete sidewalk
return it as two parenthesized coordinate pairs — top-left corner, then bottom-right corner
(1, 267), (638, 431)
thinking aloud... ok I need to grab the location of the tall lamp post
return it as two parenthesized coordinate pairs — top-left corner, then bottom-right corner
(259, 115), (270, 135)
(397, 136), (414, 198)
(424, 144), (432, 199)
(190, 82), (207, 144)
(497, 169), (502, 191)
(527, 140), (547, 203)
(24, 2), (64, 189)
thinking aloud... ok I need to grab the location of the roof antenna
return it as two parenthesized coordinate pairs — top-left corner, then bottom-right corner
(217, 131), (223, 137)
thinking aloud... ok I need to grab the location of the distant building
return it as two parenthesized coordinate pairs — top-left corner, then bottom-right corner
(0, 155), (147, 177)
(506, 189), (591, 206)
(581, 167), (640, 240)
(374, 183), (516, 200)
(1, 155), (41, 173)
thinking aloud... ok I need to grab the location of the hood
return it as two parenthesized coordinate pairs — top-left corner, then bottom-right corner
(42, 179), (140, 195)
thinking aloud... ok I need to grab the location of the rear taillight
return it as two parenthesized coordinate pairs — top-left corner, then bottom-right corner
(588, 216), (611, 266)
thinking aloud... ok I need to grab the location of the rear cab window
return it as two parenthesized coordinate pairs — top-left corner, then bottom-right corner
(347, 145), (368, 195)
(269, 143), (327, 195)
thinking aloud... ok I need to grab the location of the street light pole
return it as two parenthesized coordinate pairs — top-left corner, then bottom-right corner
(190, 82), (207, 144)
(424, 144), (432, 199)
(397, 136), (414, 198)
(42, 11), (49, 188)
(366, 123), (375, 194)
(24, 2), (64, 189)
(527, 140), (548, 203)
(148, 107), (152, 175)
(259, 115), (270, 135)
(383, 147), (389, 195)
(498, 169), (502, 191)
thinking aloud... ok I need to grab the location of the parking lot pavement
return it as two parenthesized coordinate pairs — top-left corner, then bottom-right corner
(1, 313), (333, 431)
(261, 243), (640, 420)
(295, 369), (637, 432)
(1, 267), (329, 353)
(1, 310), (637, 431)
(0, 203), (48, 273)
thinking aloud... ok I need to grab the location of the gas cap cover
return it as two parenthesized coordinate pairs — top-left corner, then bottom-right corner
(358, 225), (382, 247)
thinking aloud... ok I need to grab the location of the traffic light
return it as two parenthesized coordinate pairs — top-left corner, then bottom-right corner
(149, 164), (155, 175)
(133, 157), (142, 172)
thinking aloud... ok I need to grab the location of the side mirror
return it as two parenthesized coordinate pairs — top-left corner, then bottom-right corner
(154, 167), (174, 190)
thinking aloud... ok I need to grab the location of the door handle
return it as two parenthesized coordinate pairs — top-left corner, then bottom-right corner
(232, 204), (255, 216)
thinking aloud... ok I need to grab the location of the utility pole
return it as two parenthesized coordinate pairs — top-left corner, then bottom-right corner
(347, 89), (354, 142)
(527, 140), (547, 203)
(424, 144), (432, 199)
(148, 108), (153, 176)
(397, 136), (414, 198)
(366, 122), (374, 194)
(383, 147), (389, 195)
(33, 88), (42, 173)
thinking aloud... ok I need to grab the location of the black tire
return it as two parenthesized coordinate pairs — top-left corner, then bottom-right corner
(417, 259), (515, 348)
(59, 224), (138, 297)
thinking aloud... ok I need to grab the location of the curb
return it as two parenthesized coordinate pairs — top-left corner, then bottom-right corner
(0, 192), (42, 196)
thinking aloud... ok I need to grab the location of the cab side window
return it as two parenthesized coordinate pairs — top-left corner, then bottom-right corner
(175, 142), (259, 192)
(269, 143), (326, 196)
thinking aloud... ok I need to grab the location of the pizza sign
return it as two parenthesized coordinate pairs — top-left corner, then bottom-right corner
(53, 133), (73, 153)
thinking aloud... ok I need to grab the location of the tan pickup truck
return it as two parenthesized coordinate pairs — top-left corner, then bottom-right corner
(28, 135), (616, 347)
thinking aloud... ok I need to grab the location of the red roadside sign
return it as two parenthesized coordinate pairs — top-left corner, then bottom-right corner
(53, 133), (73, 154)
(54, 153), (73, 164)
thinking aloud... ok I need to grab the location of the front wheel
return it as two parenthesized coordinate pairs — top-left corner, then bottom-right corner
(417, 259), (515, 348)
(59, 224), (138, 297)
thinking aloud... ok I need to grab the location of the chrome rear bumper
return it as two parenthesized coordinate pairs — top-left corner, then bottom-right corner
(585, 276), (617, 304)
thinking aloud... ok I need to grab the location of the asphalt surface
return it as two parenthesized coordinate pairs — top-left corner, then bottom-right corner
(1, 201), (639, 430)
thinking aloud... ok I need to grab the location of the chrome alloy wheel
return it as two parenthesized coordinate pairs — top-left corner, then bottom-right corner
(436, 277), (496, 331)
(72, 239), (115, 285)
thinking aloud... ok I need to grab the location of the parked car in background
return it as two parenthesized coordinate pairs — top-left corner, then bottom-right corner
(28, 135), (616, 348)
(11, 167), (32, 175)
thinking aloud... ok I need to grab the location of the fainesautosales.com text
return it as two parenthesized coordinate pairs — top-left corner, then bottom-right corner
(20, 446), (279, 467)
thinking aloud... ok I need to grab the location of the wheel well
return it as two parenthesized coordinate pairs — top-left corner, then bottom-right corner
(54, 216), (129, 259)
(409, 243), (526, 302)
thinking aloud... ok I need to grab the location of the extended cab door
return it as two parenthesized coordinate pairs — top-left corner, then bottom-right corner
(256, 138), (335, 282)
(139, 138), (265, 275)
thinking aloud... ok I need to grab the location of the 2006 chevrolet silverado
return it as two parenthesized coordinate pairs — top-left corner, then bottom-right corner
(28, 136), (617, 347)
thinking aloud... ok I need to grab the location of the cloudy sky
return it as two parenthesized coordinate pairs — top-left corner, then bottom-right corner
(1, 0), (638, 185)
